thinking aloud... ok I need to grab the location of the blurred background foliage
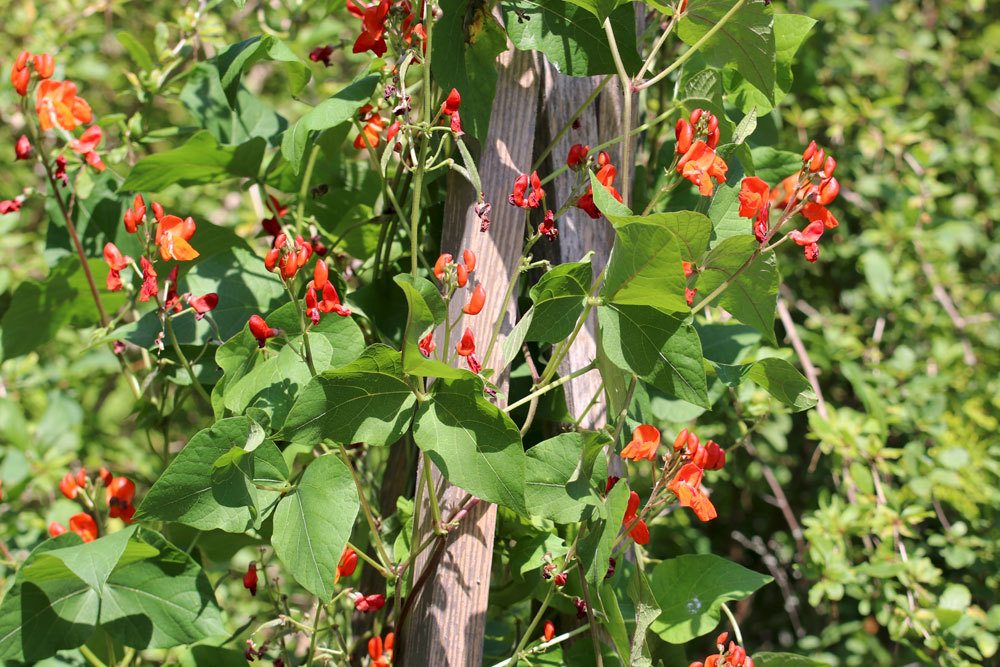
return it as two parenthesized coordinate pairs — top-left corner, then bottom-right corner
(0, 0), (996, 665)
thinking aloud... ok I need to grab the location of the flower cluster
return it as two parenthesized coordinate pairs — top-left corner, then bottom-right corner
(508, 171), (545, 209)
(426, 250), (486, 372)
(689, 632), (755, 667)
(50, 467), (137, 542)
(675, 108), (728, 196)
(354, 104), (401, 151)
(737, 140), (841, 262)
(347, 0), (425, 58)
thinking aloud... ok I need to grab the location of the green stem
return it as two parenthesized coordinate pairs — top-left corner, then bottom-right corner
(283, 283), (317, 375)
(337, 444), (394, 569)
(78, 645), (108, 667)
(604, 17), (634, 206)
(347, 540), (393, 579)
(305, 601), (323, 665)
(422, 452), (445, 534)
(165, 314), (211, 407)
(295, 143), (321, 236)
(637, 0), (748, 91)
(504, 584), (556, 667)
(577, 567), (604, 667)
(721, 602), (744, 646)
(634, 1), (683, 81)
(506, 361), (597, 412)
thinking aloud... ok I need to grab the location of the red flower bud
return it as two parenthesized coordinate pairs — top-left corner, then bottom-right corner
(353, 592), (386, 613)
(48, 521), (67, 538)
(456, 263), (468, 288)
(188, 293), (219, 319)
(816, 176), (840, 205)
(243, 562), (258, 596)
(151, 201), (165, 221)
(32, 53), (54, 79)
(675, 119), (693, 154)
(441, 88), (461, 116)
(248, 314), (278, 348)
(264, 247), (281, 272)
(59, 472), (79, 500)
(567, 143), (589, 169)
(809, 147), (825, 173)
(706, 127), (720, 149)
(433, 253), (452, 281)
(75, 468), (87, 488)
(463, 283), (486, 315)
(689, 108), (703, 125)
(673, 428), (689, 451)
(419, 331), (436, 357)
(823, 155), (837, 179)
(69, 512), (98, 542)
(463, 248), (477, 273)
(455, 327), (475, 357)
(312, 259), (329, 291)
(98, 467), (113, 486)
(706, 113), (719, 134)
(336, 547), (359, 583)
(716, 631), (729, 646)
(543, 620), (555, 642)
(14, 134), (31, 160)
(802, 140), (817, 162)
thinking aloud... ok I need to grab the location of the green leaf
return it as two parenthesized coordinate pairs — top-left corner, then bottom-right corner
(696, 235), (778, 343)
(753, 653), (828, 667)
(271, 453), (359, 599)
(562, 0), (628, 21)
(589, 169), (633, 218)
(598, 303), (709, 407)
(679, 0), (775, 102)
(413, 376), (527, 514)
(526, 258), (593, 343)
(23, 526), (150, 592)
(746, 357), (816, 411)
(116, 31), (154, 70)
(432, 0), (507, 140)
(602, 218), (690, 312)
(222, 343), (317, 429)
(504, 0), (640, 76)
(649, 554), (772, 643)
(577, 481), (628, 585)
(393, 274), (464, 379)
(135, 417), (289, 532)
(749, 147), (801, 184)
(280, 75), (380, 172)
(181, 64), (287, 146)
(1, 257), (126, 360)
(214, 35), (310, 107)
(524, 431), (610, 523)
(628, 568), (662, 667)
(282, 344), (416, 447)
(120, 131), (266, 192)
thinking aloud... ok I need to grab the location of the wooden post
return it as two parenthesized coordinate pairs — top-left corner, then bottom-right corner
(398, 46), (540, 666)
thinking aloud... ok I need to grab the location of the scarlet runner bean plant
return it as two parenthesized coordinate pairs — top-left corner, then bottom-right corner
(0, 0), (910, 665)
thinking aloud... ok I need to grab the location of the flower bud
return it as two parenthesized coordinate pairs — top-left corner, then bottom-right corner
(14, 135), (31, 160)
(675, 119), (693, 154)
(689, 108), (703, 125)
(809, 147), (825, 173)
(802, 140), (817, 162)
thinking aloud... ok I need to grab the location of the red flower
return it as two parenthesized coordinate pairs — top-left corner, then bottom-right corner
(310, 260), (329, 292)
(98, 467), (113, 486)
(677, 141), (728, 196)
(433, 253), (452, 281)
(33, 53), (54, 79)
(455, 327), (475, 357)
(604, 475), (620, 494)
(103, 242), (130, 292)
(70, 124), (102, 153)
(59, 472), (79, 500)
(508, 171), (544, 209)
(538, 209), (558, 241)
(466, 353), (482, 374)
(14, 134), (31, 160)
(622, 491), (650, 545)
(738, 176), (770, 219)
(620, 424), (660, 461)
(689, 439), (726, 470)
(319, 282), (352, 317)
(352, 0), (391, 57)
(139, 256), (158, 302)
(305, 288), (321, 325)
(69, 512), (98, 542)
(463, 249), (477, 273)
(155, 214), (199, 261)
(566, 143), (589, 169)
(0, 199), (22, 214)
(369, 632), (395, 667)
(577, 152), (623, 218)
(335, 546), (359, 584)
(441, 88), (461, 116)
(789, 220), (825, 263)
(188, 293), (218, 319)
(463, 283), (486, 315)
(124, 194), (146, 233)
(801, 201), (839, 229)
(243, 562), (258, 596)
(309, 45), (334, 66)
(11, 50), (31, 96)
(107, 476), (136, 522)
(353, 592), (386, 613)
(36, 80), (92, 132)
(667, 463), (718, 522)
(249, 314), (278, 348)
(673, 428), (691, 451)
(419, 332), (436, 357)
(675, 118), (693, 154)
(48, 521), (68, 538)
(543, 620), (555, 642)
(354, 108), (386, 150)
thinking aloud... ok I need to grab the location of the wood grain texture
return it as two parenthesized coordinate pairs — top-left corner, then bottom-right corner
(398, 45), (540, 667)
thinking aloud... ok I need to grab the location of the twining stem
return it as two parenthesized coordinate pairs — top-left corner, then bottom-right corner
(295, 143), (321, 236)
(347, 540), (393, 579)
(283, 282), (317, 375)
(506, 361), (597, 413)
(721, 602), (744, 646)
(530, 75), (613, 173)
(637, 0), (749, 91)
(577, 568), (604, 667)
(634, 1), (684, 81)
(337, 444), (394, 570)
(604, 18), (634, 206)
(421, 452), (445, 534)
(164, 313), (212, 406)
(504, 584), (556, 667)
(304, 601), (323, 665)
(407, 1), (435, 278)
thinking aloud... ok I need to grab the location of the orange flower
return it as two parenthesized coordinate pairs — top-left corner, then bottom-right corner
(335, 546), (359, 584)
(36, 80), (92, 132)
(68, 512), (98, 542)
(368, 632), (394, 666)
(802, 201), (839, 230)
(69, 125), (106, 172)
(419, 331), (436, 357)
(103, 242), (130, 292)
(455, 327), (475, 357)
(667, 463), (717, 522)
(11, 50), (31, 96)
(155, 214), (199, 261)
(769, 174), (800, 209)
(622, 490), (650, 545)
(738, 176), (770, 219)
(620, 424), (661, 461)
(677, 141), (727, 196)
(106, 476), (136, 522)
(463, 283), (486, 315)
(354, 106), (386, 150)
(59, 472), (79, 499)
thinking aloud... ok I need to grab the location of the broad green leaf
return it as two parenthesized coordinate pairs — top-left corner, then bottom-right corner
(611, 211), (714, 262)
(696, 235), (779, 343)
(0, 534), (100, 661)
(526, 258), (593, 343)
(679, 0), (775, 102)
(282, 344), (416, 446)
(628, 568), (662, 667)
(726, 13), (817, 115)
(0, 257), (126, 360)
(181, 64), (287, 146)
(280, 75), (380, 172)
(598, 303), (709, 407)
(432, 0), (507, 140)
(120, 131), (266, 191)
(602, 218), (690, 312)
(746, 357), (816, 411)
(116, 31), (153, 70)
(271, 453), (359, 599)
(706, 182), (751, 247)
(23, 526), (148, 592)
(135, 417), (289, 532)
(749, 147), (801, 184)
(577, 481), (629, 585)
(696, 322), (760, 364)
(504, 0), (640, 76)
(562, 0), (628, 21)
(223, 342), (321, 429)
(100, 528), (225, 649)
(393, 274), (464, 379)
(413, 376), (527, 514)
(525, 431), (610, 523)
(589, 169), (633, 218)
(754, 653), (827, 667)
(649, 553), (772, 643)
(214, 35), (310, 107)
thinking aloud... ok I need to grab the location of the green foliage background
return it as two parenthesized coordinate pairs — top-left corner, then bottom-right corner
(0, 0), (996, 665)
